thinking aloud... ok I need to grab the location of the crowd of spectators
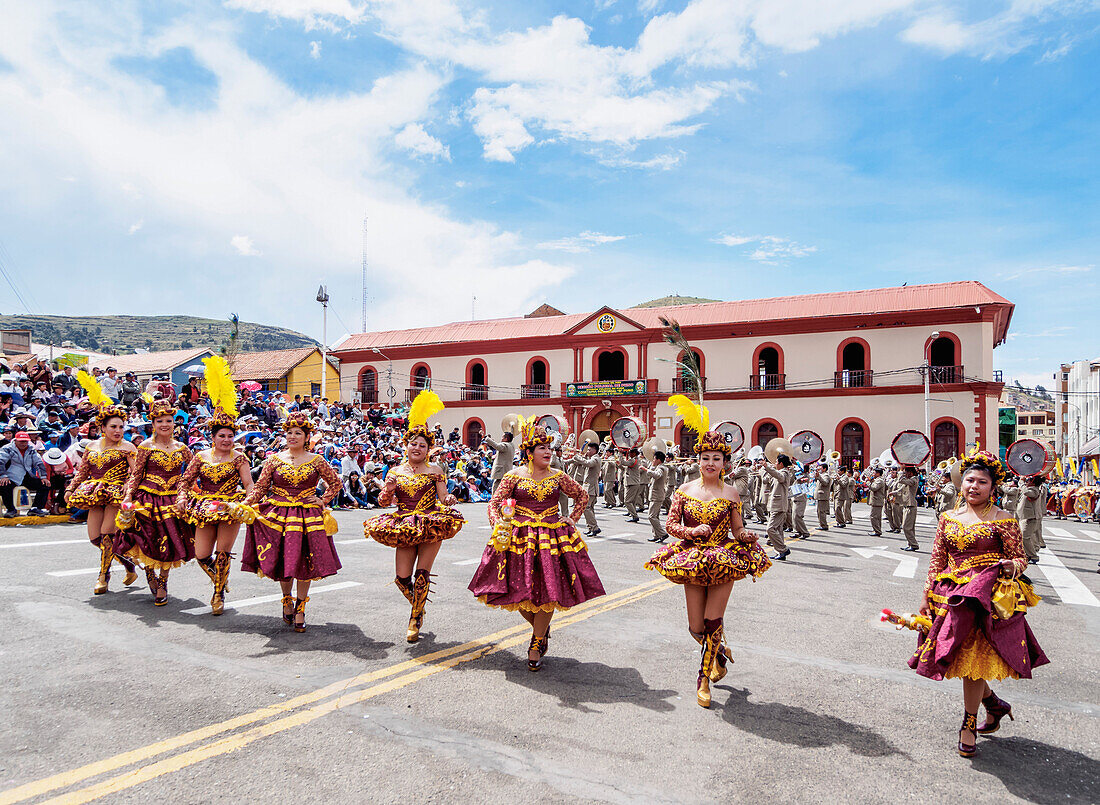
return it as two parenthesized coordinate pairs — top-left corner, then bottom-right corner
(0, 357), (499, 520)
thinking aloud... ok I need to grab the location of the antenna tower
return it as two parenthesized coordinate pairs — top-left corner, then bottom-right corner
(360, 216), (369, 333)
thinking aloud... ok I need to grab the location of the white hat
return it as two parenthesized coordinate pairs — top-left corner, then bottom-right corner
(44, 447), (67, 466)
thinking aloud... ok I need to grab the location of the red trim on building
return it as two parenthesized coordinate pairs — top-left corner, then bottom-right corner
(564, 306), (646, 336)
(931, 416), (966, 455)
(751, 342), (785, 375)
(751, 417), (784, 445)
(925, 330), (963, 365)
(834, 417), (871, 466)
(836, 337), (870, 371)
(409, 362), (431, 385)
(591, 346), (629, 381)
(462, 416), (486, 447)
(465, 358), (488, 385)
(524, 355), (550, 386)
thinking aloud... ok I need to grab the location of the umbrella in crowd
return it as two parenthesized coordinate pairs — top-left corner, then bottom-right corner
(182, 364), (205, 376)
(239, 380), (262, 391)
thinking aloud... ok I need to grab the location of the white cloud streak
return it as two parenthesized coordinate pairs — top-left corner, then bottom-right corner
(998, 264), (1093, 281)
(536, 231), (626, 253)
(394, 122), (450, 160)
(231, 235), (261, 256)
(712, 233), (816, 263)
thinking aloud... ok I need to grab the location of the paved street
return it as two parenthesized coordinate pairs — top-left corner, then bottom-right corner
(2, 502), (1098, 804)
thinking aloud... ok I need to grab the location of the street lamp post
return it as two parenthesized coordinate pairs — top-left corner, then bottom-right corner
(316, 285), (329, 401)
(925, 330), (939, 447)
(372, 347), (393, 406)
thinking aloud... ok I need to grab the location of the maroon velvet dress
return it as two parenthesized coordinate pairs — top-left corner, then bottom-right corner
(241, 454), (342, 582)
(468, 470), (605, 612)
(118, 443), (196, 570)
(910, 513), (1049, 681)
(645, 491), (771, 585)
(363, 471), (464, 547)
(176, 452), (250, 527)
(67, 444), (131, 510)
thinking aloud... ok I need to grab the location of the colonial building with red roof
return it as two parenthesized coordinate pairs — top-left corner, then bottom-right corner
(333, 281), (1012, 467)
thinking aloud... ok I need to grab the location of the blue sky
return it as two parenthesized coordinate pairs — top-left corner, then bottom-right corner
(0, 0), (1097, 388)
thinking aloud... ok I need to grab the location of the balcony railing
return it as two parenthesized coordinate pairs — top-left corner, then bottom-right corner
(521, 383), (551, 399)
(834, 369), (873, 389)
(406, 387), (429, 404)
(673, 376), (706, 394)
(928, 365), (964, 385)
(461, 384), (488, 401)
(749, 373), (786, 391)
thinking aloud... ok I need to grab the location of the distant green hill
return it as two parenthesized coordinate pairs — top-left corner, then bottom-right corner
(631, 295), (721, 308)
(0, 315), (316, 355)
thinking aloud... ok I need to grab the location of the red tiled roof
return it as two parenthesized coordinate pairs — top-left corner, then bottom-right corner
(231, 348), (338, 381)
(336, 281), (1013, 351)
(88, 347), (213, 373)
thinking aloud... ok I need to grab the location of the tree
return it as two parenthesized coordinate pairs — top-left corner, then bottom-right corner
(180, 340), (194, 349)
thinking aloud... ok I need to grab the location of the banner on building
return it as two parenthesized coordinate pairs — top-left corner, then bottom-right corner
(565, 379), (647, 398)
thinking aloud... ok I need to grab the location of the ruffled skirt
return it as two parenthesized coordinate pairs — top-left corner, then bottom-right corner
(468, 523), (605, 612)
(184, 492), (245, 528)
(645, 537), (771, 586)
(241, 504), (341, 582)
(364, 505), (464, 548)
(119, 491), (195, 570)
(67, 480), (125, 510)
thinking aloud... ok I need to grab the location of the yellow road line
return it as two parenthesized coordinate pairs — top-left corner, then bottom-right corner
(1, 579), (667, 805)
(43, 582), (671, 805)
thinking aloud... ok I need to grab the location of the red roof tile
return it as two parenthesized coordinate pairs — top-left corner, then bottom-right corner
(336, 281), (1013, 351)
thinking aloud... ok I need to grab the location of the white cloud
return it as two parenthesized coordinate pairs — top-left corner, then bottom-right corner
(998, 264), (1093, 281)
(901, 0), (1086, 59)
(712, 232), (815, 263)
(309, 40), (322, 59)
(128, 220), (143, 235)
(0, 2), (574, 332)
(224, 0), (365, 30)
(536, 231), (626, 253)
(394, 122), (450, 160)
(598, 149), (685, 170)
(231, 235), (261, 256)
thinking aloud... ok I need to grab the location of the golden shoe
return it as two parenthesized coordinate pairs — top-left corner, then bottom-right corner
(697, 675), (711, 708)
(123, 570), (138, 586)
(407, 613), (422, 643)
(93, 574), (109, 595)
(211, 593), (224, 616)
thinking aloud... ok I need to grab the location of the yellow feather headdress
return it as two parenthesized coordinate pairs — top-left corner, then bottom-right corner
(77, 370), (111, 408)
(202, 355), (238, 419)
(404, 390), (444, 445)
(668, 393), (710, 436)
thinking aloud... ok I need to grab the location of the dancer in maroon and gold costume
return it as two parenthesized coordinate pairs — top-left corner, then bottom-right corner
(912, 448), (1048, 757)
(241, 411), (342, 632)
(363, 391), (463, 642)
(469, 417), (604, 671)
(646, 395), (770, 708)
(118, 399), (195, 606)
(176, 356), (253, 615)
(64, 371), (138, 595)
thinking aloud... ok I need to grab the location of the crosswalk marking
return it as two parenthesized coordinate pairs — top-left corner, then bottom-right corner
(1046, 526), (1075, 538)
(0, 539), (86, 549)
(47, 567), (100, 577)
(1034, 549), (1099, 607)
(181, 581), (363, 615)
(1080, 529), (1100, 541)
(452, 558), (481, 566)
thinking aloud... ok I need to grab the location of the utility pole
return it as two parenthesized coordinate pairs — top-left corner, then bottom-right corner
(317, 284), (329, 399)
(361, 217), (369, 333)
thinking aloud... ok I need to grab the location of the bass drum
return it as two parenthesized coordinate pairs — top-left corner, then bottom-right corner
(610, 416), (646, 449)
(713, 421), (745, 454)
(790, 430), (824, 464)
(891, 430), (932, 467)
(1005, 439), (1056, 478)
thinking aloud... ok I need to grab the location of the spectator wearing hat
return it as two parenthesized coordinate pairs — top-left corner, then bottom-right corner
(120, 372), (142, 409)
(0, 431), (50, 516)
(44, 446), (74, 515)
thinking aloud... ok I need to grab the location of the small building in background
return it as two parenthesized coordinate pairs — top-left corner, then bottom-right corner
(231, 347), (341, 401)
(89, 347), (215, 389)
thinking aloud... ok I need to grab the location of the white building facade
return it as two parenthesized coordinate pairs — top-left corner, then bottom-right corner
(1055, 358), (1100, 464)
(334, 282), (1013, 470)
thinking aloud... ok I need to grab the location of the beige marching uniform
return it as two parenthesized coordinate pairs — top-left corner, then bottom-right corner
(484, 436), (515, 493)
(814, 468), (832, 530)
(763, 463), (793, 554)
(1016, 483), (1042, 561)
(572, 453), (601, 532)
(623, 455), (643, 520)
(898, 474), (919, 549)
(834, 473), (852, 526)
(886, 474), (901, 532)
(601, 455), (617, 507)
(792, 480), (810, 537)
(868, 475), (885, 536)
(754, 466), (769, 523)
(646, 462), (668, 540)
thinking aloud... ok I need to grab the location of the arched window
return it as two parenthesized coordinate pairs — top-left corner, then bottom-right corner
(674, 349), (705, 394)
(523, 357), (549, 398)
(933, 420), (961, 466)
(408, 364), (431, 404)
(755, 421), (779, 448)
(751, 343), (785, 390)
(596, 349), (626, 381)
(928, 334), (961, 384)
(839, 421), (866, 471)
(464, 418), (484, 449)
(358, 366), (377, 403)
(464, 359), (487, 400)
(836, 339), (871, 388)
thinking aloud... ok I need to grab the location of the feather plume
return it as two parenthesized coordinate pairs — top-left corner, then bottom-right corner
(659, 315), (704, 405)
(202, 355), (238, 418)
(408, 390), (444, 429)
(76, 370), (111, 408)
(668, 394), (709, 435)
(141, 392), (154, 406)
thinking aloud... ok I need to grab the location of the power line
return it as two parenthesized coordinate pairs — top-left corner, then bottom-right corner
(0, 240), (34, 314)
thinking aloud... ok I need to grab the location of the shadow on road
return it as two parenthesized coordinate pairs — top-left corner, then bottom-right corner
(716, 686), (906, 758)
(497, 655), (679, 714)
(970, 736), (1100, 805)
